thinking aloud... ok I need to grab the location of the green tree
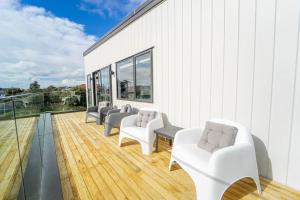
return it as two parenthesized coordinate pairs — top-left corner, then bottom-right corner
(5, 88), (24, 96)
(46, 85), (57, 92)
(29, 81), (41, 93)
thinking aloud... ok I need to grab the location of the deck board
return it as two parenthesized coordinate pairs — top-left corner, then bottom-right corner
(52, 112), (300, 200)
(0, 117), (37, 200)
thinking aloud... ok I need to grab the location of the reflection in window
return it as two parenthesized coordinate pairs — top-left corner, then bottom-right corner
(116, 49), (153, 102)
(135, 52), (152, 100)
(87, 74), (93, 106)
(117, 58), (134, 100)
(100, 67), (111, 102)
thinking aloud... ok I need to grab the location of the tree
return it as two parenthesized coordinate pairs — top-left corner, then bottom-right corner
(46, 85), (57, 92)
(29, 81), (41, 93)
(65, 96), (79, 106)
(5, 88), (24, 96)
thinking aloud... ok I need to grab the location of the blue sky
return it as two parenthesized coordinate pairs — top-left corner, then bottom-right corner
(0, 0), (145, 89)
(22, 0), (144, 37)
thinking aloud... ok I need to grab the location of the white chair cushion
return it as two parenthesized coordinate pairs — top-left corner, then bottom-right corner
(173, 144), (212, 172)
(121, 126), (148, 143)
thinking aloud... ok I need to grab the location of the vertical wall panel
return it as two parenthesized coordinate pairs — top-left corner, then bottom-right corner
(268, 0), (300, 184)
(168, 0), (176, 124)
(174, 0), (183, 126)
(199, 0), (212, 127)
(222, 0), (239, 121)
(160, 2), (169, 113)
(251, 0), (276, 177)
(287, 13), (300, 188)
(210, 0), (225, 118)
(190, 0), (202, 127)
(235, 0), (256, 128)
(182, 0), (192, 127)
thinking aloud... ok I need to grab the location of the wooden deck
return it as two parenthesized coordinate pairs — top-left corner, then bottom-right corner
(0, 117), (37, 200)
(52, 112), (300, 200)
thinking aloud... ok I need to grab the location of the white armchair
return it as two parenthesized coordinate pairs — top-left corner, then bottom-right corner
(169, 119), (261, 200)
(119, 108), (164, 155)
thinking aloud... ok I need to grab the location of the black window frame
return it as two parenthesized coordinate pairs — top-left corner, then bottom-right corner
(116, 48), (153, 103)
(86, 74), (93, 107)
(92, 65), (113, 106)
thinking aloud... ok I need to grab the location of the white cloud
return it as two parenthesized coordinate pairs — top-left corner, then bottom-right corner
(79, 0), (146, 19)
(0, 0), (97, 88)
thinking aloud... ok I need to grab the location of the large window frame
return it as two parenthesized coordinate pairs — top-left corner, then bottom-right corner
(116, 48), (153, 103)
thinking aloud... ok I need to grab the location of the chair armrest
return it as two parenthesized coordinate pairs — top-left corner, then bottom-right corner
(146, 118), (164, 143)
(106, 112), (133, 127)
(146, 118), (164, 133)
(107, 109), (121, 116)
(120, 114), (138, 129)
(173, 128), (203, 146)
(87, 106), (98, 112)
(99, 106), (112, 114)
(209, 144), (257, 182)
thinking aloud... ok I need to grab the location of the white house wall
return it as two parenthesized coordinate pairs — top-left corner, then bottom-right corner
(84, 0), (300, 190)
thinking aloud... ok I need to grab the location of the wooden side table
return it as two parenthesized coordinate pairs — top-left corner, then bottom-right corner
(154, 126), (183, 152)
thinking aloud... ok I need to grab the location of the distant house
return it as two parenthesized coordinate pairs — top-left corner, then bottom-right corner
(80, 84), (86, 90)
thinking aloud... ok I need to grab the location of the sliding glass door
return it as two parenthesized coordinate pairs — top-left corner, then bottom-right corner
(92, 66), (112, 105)
(86, 74), (93, 107)
(99, 66), (112, 102)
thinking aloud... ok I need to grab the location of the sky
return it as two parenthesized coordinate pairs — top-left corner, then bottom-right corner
(0, 0), (145, 89)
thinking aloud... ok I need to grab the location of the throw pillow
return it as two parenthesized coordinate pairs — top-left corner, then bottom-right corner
(136, 110), (156, 128)
(197, 121), (237, 153)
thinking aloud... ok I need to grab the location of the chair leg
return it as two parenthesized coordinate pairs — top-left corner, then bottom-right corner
(118, 133), (124, 147)
(169, 157), (175, 171)
(104, 124), (113, 137)
(85, 114), (88, 123)
(141, 142), (152, 155)
(96, 118), (101, 125)
(253, 176), (262, 195)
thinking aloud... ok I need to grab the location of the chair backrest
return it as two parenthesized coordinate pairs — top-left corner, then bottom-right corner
(139, 108), (161, 119)
(98, 101), (110, 108)
(208, 118), (253, 146)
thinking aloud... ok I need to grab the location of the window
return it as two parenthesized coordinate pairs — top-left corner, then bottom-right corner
(86, 74), (93, 106)
(99, 66), (112, 102)
(116, 49), (153, 102)
(92, 66), (112, 105)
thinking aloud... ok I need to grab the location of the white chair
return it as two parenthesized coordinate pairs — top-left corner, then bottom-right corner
(169, 118), (261, 200)
(119, 108), (164, 155)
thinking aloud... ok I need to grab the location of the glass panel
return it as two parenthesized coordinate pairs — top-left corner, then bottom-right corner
(100, 67), (111, 102)
(135, 52), (152, 101)
(117, 58), (134, 100)
(87, 74), (93, 106)
(44, 91), (86, 113)
(0, 99), (23, 199)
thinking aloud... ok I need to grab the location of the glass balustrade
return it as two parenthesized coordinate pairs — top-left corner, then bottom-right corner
(0, 91), (86, 200)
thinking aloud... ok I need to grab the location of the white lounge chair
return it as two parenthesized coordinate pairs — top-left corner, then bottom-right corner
(169, 118), (261, 200)
(119, 108), (164, 155)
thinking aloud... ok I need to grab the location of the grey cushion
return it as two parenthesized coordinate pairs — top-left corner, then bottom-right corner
(197, 121), (238, 153)
(126, 104), (132, 113)
(98, 101), (110, 113)
(136, 110), (156, 128)
(120, 105), (127, 113)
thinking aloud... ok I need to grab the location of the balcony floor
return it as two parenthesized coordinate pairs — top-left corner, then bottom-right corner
(52, 112), (300, 200)
(0, 117), (37, 200)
